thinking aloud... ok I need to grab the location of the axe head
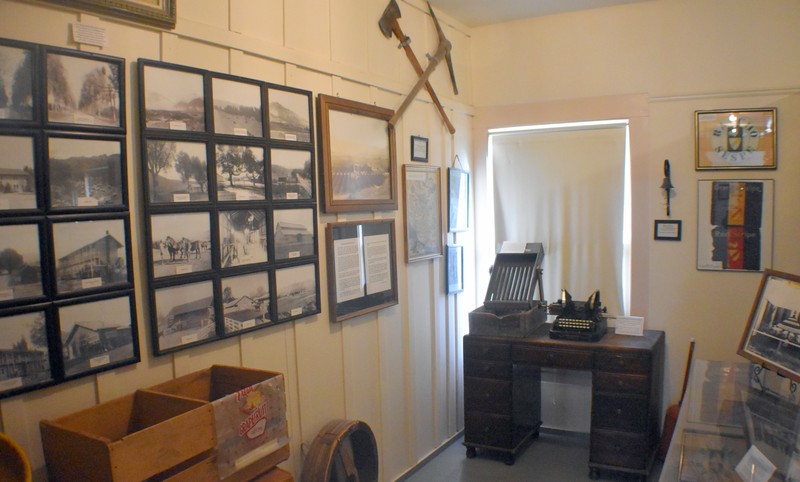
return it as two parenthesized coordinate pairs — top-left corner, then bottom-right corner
(379, 0), (401, 38)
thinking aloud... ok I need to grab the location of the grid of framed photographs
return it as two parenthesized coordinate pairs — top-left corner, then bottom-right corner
(0, 38), (138, 399)
(138, 59), (320, 355)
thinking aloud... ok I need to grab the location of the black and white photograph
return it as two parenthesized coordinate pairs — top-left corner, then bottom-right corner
(154, 280), (216, 352)
(46, 51), (122, 128)
(268, 87), (310, 143)
(146, 140), (209, 203)
(0, 43), (34, 121)
(212, 77), (263, 137)
(275, 263), (318, 321)
(150, 212), (211, 278)
(273, 208), (314, 260)
(218, 209), (268, 268)
(0, 310), (51, 396)
(221, 272), (271, 334)
(0, 135), (36, 210)
(0, 224), (42, 301)
(53, 218), (128, 294)
(58, 295), (136, 378)
(271, 148), (312, 201)
(143, 64), (205, 132)
(48, 136), (123, 209)
(215, 144), (265, 201)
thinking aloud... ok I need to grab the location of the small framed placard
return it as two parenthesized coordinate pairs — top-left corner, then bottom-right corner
(654, 219), (681, 241)
(411, 136), (428, 162)
(613, 316), (644, 336)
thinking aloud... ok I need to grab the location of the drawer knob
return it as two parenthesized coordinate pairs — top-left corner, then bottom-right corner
(615, 408), (623, 416)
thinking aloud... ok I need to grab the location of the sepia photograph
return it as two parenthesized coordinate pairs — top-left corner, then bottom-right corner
(221, 272), (271, 334)
(273, 208), (314, 260)
(212, 77), (263, 137)
(268, 87), (310, 143)
(59, 295), (136, 378)
(219, 209), (268, 268)
(150, 212), (211, 278)
(53, 218), (128, 294)
(271, 148), (312, 200)
(0, 135), (36, 210)
(0, 310), (51, 395)
(46, 51), (122, 128)
(0, 224), (42, 301)
(215, 144), (265, 201)
(0, 43), (34, 121)
(154, 280), (216, 352)
(146, 140), (209, 203)
(48, 136), (123, 209)
(679, 431), (747, 482)
(143, 64), (205, 132)
(275, 263), (318, 321)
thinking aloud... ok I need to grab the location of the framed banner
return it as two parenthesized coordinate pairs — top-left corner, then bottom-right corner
(695, 108), (777, 170)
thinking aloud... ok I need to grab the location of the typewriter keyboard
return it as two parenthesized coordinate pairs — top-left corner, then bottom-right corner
(554, 318), (594, 331)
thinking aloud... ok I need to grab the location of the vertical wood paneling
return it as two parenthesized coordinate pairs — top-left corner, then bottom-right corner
(179, 0), (229, 30)
(161, 33), (229, 72)
(173, 337), (242, 376)
(285, 0), (331, 59)
(230, 0), (284, 46)
(331, 0), (369, 69)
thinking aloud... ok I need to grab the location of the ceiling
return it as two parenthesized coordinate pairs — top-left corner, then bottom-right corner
(428, 0), (654, 27)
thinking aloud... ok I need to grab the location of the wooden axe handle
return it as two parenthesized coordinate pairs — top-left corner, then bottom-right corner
(391, 23), (455, 134)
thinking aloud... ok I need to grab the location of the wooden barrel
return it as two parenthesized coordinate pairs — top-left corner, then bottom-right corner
(300, 419), (378, 482)
(0, 433), (31, 482)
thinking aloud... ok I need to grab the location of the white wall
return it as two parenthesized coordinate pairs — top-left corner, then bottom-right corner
(0, 1), (475, 480)
(471, 0), (800, 410)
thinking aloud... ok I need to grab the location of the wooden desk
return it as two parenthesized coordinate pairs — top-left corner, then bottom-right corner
(463, 323), (664, 481)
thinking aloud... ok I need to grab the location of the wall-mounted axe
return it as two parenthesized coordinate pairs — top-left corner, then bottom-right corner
(379, 0), (456, 134)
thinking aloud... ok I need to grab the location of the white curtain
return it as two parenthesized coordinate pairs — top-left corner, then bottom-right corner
(491, 125), (627, 316)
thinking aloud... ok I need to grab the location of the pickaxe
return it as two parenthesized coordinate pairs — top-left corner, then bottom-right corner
(379, 0), (457, 134)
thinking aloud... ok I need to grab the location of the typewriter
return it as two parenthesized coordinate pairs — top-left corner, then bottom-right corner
(548, 289), (608, 342)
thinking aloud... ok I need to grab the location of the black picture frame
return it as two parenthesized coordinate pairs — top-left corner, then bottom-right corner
(152, 280), (218, 354)
(273, 207), (316, 261)
(220, 271), (273, 335)
(0, 304), (55, 398)
(654, 219), (682, 241)
(149, 211), (213, 279)
(446, 244), (464, 294)
(448, 168), (469, 232)
(267, 85), (312, 144)
(141, 61), (207, 133)
(0, 220), (47, 305)
(270, 147), (313, 201)
(411, 135), (428, 162)
(0, 39), (38, 125)
(0, 133), (40, 212)
(325, 219), (398, 322)
(218, 208), (269, 269)
(216, 143), (266, 202)
(275, 262), (320, 322)
(145, 139), (210, 204)
(211, 74), (264, 138)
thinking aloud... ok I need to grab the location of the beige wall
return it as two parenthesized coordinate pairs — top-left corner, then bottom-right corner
(0, 1), (474, 480)
(471, 0), (800, 408)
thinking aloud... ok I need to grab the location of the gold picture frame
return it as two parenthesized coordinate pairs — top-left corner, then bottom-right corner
(41, 0), (176, 29)
(695, 108), (777, 170)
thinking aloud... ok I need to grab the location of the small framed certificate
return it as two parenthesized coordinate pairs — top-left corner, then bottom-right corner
(654, 219), (681, 241)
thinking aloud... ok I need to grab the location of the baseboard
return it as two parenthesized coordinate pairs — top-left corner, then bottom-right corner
(392, 430), (464, 482)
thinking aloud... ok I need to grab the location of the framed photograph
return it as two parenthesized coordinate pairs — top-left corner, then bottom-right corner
(317, 94), (397, 213)
(737, 270), (800, 385)
(0, 223), (44, 302)
(448, 167), (469, 232)
(679, 430), (747, 481)
(218, 209), (268, 268)
(52, 217), (129, 294)
(695, 108), (777, 170)
(403, 164), (442, 262)
(271, 148), (313, 201)
(0, 308), (52, 397)
(58, 293), (137, 378)
(150, 212), (211, 278)
(221, 272), (272, 334)
(212, 76), (263, 137)
(268, 86), (311, 143)
(0, 135), (38, 210)
(273, 208), (315, 260)
(446, 244), (463, 294)
(214, 144), (265, 201)
(654, 219), (682, 241)
(325, 219), (398, 322)
(697, 179), (773, 271)
(45, 49), (124, 129)
(411, 136), (428, 162)
(141, 63), (206, 132)
(0, 40), (35, 122)
(39, 0), (176, 29)
(153, 280), (217, 354)
(275, 263), (319, 322)
(145, 140), (209, 203)
(47, 135), (124, 209)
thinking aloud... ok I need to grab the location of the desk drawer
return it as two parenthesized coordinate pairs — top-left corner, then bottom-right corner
(592, 393), (648, 432)
(464, 339), (511, 362)
(464, 359), (512, 380)
(512, 346), (592, 369)
(464, 411), (513, 449)
(590, 429), (648, 470)
(593, 372), (649, 395)
(595, 352), (650, 374)
(464, 377), (511, 414)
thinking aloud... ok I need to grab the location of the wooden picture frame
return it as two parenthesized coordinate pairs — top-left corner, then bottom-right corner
(40, 0), (176, 29)
(737, 269), (800, 385)
(326, 219), (398, 322)
(446, 244), (463, 294)
(403, 164), (442, 262)
(411, 135), (428, 162)
(317, 94), (397, 213)
(448, 167), (469, 232)
(695, 108), (777, 170)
